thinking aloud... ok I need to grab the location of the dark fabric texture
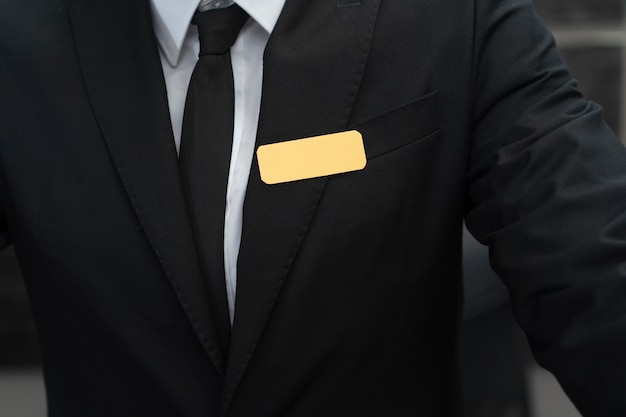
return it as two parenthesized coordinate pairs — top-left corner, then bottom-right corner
(1, 0), (626, 416)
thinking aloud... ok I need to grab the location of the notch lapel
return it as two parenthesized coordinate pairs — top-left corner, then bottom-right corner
(222, 0), (381, 410)
(69, 0), (228, 374)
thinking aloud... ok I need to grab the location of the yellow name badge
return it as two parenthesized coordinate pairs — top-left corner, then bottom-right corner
(257, 130), (367, 185)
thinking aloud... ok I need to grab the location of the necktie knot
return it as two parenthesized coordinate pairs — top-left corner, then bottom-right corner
(193, 5), (249, 55)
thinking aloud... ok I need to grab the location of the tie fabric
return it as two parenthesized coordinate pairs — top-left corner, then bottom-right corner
(179, 4), (249, 353)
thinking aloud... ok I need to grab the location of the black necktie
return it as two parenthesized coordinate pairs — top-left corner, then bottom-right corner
(179, 5), (248, 353)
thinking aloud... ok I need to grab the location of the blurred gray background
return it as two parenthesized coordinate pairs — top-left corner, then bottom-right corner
(1, 1), (625, 415)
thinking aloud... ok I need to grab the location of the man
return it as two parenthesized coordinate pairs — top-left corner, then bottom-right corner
(1, 0), (625, 416)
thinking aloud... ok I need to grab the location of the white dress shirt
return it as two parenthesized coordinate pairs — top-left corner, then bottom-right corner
(149, 0), (286, 323)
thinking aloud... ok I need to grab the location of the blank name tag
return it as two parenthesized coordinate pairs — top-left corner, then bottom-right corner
(257, 130), (367, 185)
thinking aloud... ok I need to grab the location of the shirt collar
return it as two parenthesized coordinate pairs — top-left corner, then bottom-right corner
(150, 0), (286, 67)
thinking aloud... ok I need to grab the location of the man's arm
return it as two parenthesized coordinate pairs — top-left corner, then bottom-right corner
(465, 0), (626, 415)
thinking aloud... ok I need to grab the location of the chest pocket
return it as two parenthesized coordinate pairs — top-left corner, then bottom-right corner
(352, 91), (441, 160)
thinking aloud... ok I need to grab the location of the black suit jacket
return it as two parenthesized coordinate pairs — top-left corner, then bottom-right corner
(2, 0), (626, 416)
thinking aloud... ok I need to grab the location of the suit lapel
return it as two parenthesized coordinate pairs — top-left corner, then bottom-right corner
(222, 0), (381, 410)
(69, 0), (228, 374)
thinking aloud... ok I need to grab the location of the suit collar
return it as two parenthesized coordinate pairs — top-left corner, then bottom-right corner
(150, 0), (286, 66)
(69, 0), (229, 375)
(222, 0), (382, 411)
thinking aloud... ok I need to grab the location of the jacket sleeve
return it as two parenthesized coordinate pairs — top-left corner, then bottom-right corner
(0, 199), (9, 250)
(465, 0), (626, 415)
